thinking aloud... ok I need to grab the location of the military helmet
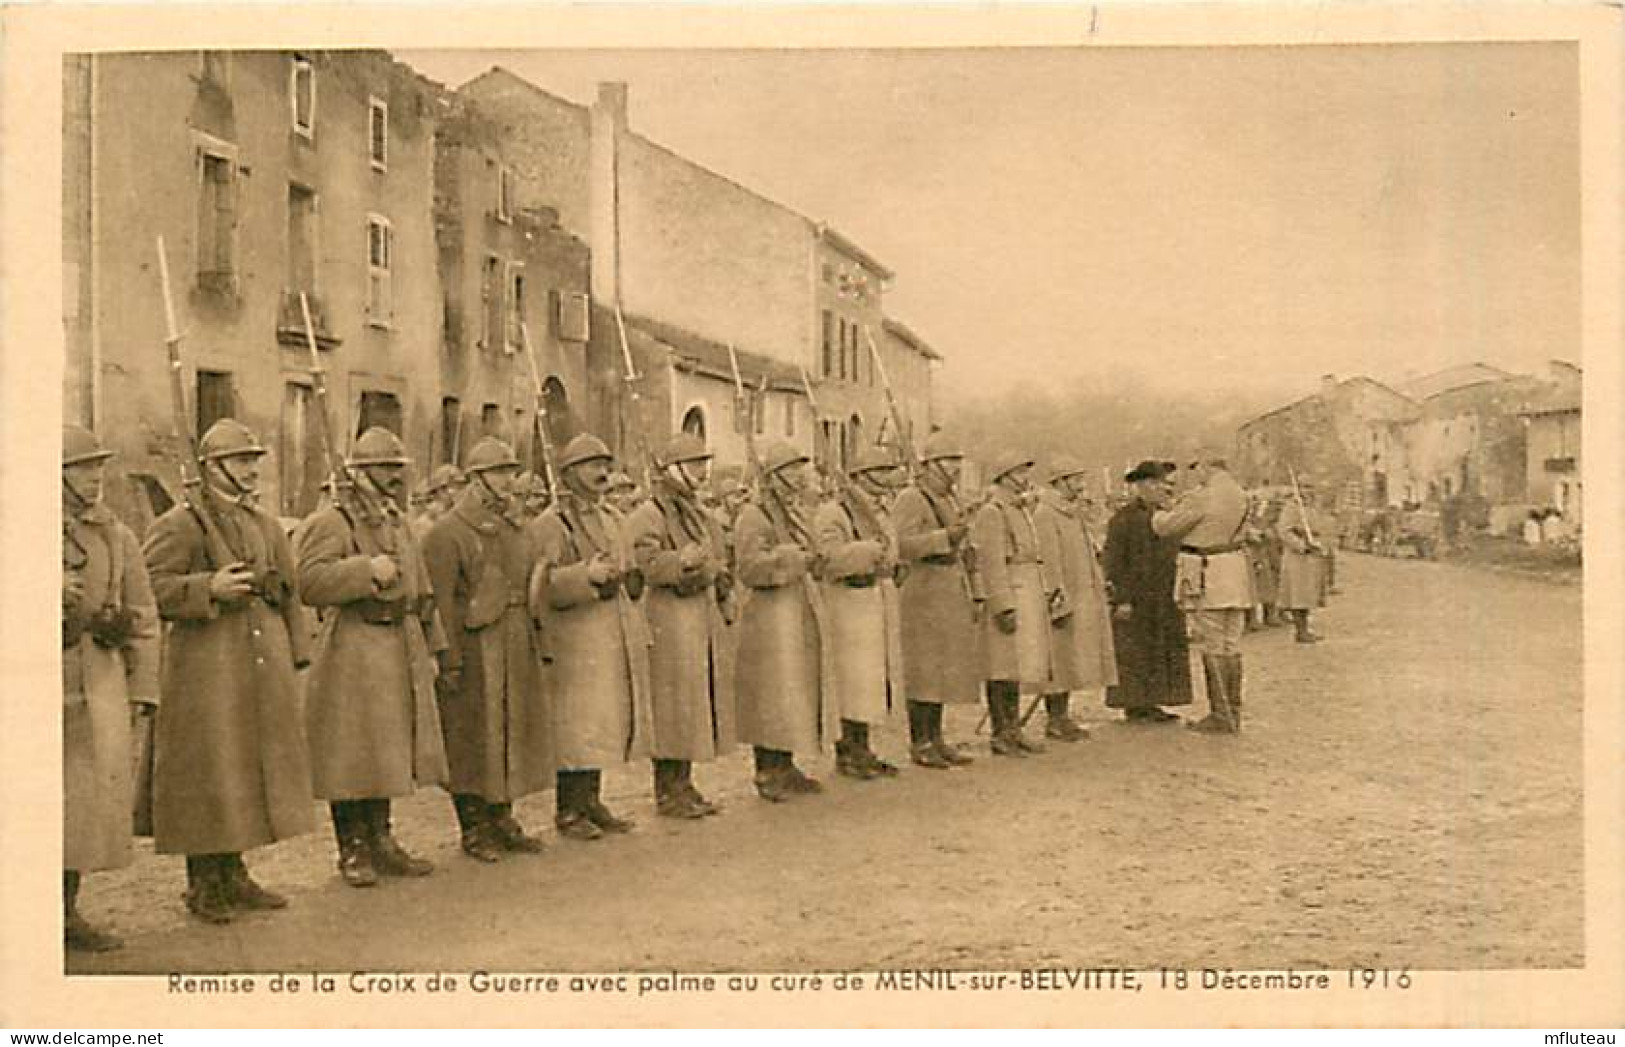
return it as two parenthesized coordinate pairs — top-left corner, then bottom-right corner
(464, 436), (521, 474)
(348, 426), (410, 468)
(761, 441), (809, 475)
(657, 432), (713, 469)
(558, 433), (613, 471)
(988, 452), (1037, 484)
(920, 432), (964, 464)
(427, 463), (465, 493)
(1048, 455), (1089, 484)
(63, 425), (115, 467)
(199, 418), (267, 461)
(608, 470), (637, 492)
(849, 443), (903, 476)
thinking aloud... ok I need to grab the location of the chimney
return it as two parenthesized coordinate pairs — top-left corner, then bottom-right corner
(596, 82), (629, 129)
(1319, 373), (1339, 398)
(589, 82), (629, 306)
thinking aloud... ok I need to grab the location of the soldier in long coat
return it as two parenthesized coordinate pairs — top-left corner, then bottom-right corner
(142, 419), (315, 924)
(528, 434), (652, 839)
(61, 426), (160, 951)
(1033, 457), (1118, 743)
(411, 464), (464, 544)
(1102, 460), (1192, 722)
(626, 434), (737, 819)
(814, 446), (907, 780)
(1277, 482), (1330, 643)
(734, 441), (836, 801)
(1153, 452), (1255, 733)
(972, 454), (1056, 756)
(422, 437), (554, 862)
(892, 434), (980, 769)
(1245, 496), (1283, 628)
(294, 427), (447, 887)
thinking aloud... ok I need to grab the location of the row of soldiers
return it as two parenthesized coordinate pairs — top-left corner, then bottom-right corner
(60, 417), (1267, 953)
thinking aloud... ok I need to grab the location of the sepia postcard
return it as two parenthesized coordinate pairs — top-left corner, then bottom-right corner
(1, 0), (1621, 1031)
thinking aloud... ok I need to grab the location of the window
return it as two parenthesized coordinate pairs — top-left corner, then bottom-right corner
(291, 54), (315, 137)
(821, 262), (834, 285)
(281, 382), (321, 517)
(836, 319), (847, 380)
(195, 146), (238, 293)
(368, 97), (388, 170)
(287, 184), (318, 294)
(440, 397), (462, 466)
(821, 310), (834, 378)
(681, 406), (707, 442)
(553, 290), (590, 343)
(505, 263), (526, 353)
(365, 216), (393, 327)
(358, 390), (402, 437)
(496, 164), (515, 222)
(195, 370), (235, 438)
(479, 255), (502, 349)
(481, 403), (503, 438)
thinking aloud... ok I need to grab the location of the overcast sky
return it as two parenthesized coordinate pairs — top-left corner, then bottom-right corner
(402, 44), (1579, 403)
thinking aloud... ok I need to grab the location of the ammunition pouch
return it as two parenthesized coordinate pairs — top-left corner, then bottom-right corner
(672, 573), (710, 599)
(713, 571), (735, 605)
(355, 597), (410, 627)
(624, 568), (645, 602)
(88, 604), (137, 650)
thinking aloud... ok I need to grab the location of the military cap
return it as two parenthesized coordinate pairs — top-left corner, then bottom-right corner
(348, 426), (411, 468)
(63, 425), (115, 467)
(987, 452), (1037, 484)
(849, 443), (903, 476)
(1124, 460), (1177, 483)
(558, 433), (613, 471)
(199, 418), (268, 461)
(920, 432), (964, 464)
(1048, 456), (1089, 484)
(464, 437), (521, 474)
(657, 432), (713, 469)
(427, 463), (465, 493)
(761, 441), (810, 475)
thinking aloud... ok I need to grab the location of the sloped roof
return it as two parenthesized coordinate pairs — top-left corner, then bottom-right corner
(882, 318), (943, 361)
(1398, 362), (1514, 400)
(621, 313), (805, 393)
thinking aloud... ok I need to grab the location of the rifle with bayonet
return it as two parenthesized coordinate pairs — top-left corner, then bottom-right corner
(612, 306), (656, 487)
(298, 292), (388, 521)
(155, 236), (236, 568)
(729, 344), (815, 550)
(1286, 464), (1322, 554)
(518, 321), (559, 500)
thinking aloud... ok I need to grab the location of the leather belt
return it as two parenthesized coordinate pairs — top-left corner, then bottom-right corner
(1182, 543), (1245, 556)
(920, 554), (957, 566)
(840, 575), (877, 589)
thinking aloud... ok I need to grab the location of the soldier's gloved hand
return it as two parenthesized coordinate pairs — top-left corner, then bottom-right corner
(586, 553), (618, 587)
(1112, 603), (1134, 622)
(994, 607), (1018, 634)
(370, 555), (401, 590)
(209, 562), (257, 603)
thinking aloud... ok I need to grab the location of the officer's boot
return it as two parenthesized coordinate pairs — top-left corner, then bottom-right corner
(932, 702), (975, 766)
(584, 770), (635, 834)
(1043, 692), (1088, 742)
(221, 852), (288, 909)
(184, 855), (234, 924)
(331, 802), (378, 886)
(908, 701), (949, 768)
(453, 793), (502, 861)
(1225, 655), (1245, 732)
(679, 760), (719, 816)
(64, 870), (121, 952)
(369, 799), (438, 872)
(1008, 688), (1046, 754)
(555, 772), (603, 840)
(1189, 655), (1236, 734)
(655, 759), (703, 819)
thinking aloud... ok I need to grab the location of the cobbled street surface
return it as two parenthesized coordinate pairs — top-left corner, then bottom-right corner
(73, 552), (1583, 974)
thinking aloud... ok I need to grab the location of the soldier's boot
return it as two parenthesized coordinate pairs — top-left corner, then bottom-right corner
(987, 685), (1023, 757)
(583, 770), (635, 834)
(753, 747), (792, 803)
(931, 703), (975, 766)
(331, 802), (379, 886)
(855, 719), (900, 777)
(1043, 693), (1089, 742)
(677, 761), (720, 816)
(655, 759), (705, 819)
(452, 793), (503, 861)
(369, 799), (438, 872)
(908, 701), (949, 768)
(221, 852), (289, 910)
(1225, 656), (1245, 732)
(1189, 656), (1237, 734)
(183, 855), (235, 924)
(64, 870), (121, 952)
(837, 721), (881, 780)
(1294, 610), (1321, 644)
(1007, 690), (1047, 754)
(483, 801), (545, 854)
(555, 772), (604, 840)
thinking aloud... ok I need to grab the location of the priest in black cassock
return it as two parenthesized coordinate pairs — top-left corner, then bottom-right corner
(1102, 460), (1193, 722)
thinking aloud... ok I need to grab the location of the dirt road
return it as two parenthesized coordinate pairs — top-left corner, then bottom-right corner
(74, 552), (1582, 973)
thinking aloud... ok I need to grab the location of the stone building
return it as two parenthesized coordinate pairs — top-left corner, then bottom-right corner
(62, 50), (444, 527)
(1234, 374), (1416, 497)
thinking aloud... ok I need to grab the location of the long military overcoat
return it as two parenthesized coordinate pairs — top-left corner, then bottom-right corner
(625, 485), (738, 762)
(63, 504), (160, 872)
(527, 496), (652, 771)
(971, 489), (1053, 687)
(1101, 498), (1193, 710)
(891, 484), (981, 705)
(1276, 501), (1329, 610)
(813, 489), (904, 727)
(1033, 488), (1118, 693)
(422, 490), (555, 801)
(295, 503), (448, 800)
(142, 495), (316, 855)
